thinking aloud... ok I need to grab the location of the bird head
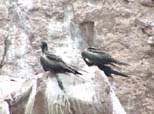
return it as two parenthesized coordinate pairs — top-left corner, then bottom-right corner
(41, 41), (48, 53)
(81, 47), (92, 57)
(81, 50), (94, 66)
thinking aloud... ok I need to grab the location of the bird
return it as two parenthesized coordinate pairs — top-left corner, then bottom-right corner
(81, 47), (128, 66)
(81, 47), (129, 77)
(40, 41), (82, 75)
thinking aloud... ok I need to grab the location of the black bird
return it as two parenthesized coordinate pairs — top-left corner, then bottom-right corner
(81, 47), (129, 77)
(81, 47), (128, 66)
(40, 41), (82, 75)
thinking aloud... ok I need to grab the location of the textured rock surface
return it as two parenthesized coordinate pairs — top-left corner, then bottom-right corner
(0, 68), (114, 114)
(0, 0), (154, 114)
(0, 0), (127, 114)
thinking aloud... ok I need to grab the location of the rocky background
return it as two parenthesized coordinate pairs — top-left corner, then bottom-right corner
(0, 0), (154, 114)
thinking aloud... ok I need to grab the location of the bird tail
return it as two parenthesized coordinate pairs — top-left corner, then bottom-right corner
(66, 65), (82, 75)
(112, 70), (129, 77)
(113, 59), (129, 66)
(74, 70), (82, 75)
(98, 65), (129, 78)
(70, 67), (82, 75)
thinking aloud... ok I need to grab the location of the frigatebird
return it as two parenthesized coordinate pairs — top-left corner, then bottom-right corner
(40, 41), (82, 75)
(81, 47), (128, 66)
(81, 47), (129, 77)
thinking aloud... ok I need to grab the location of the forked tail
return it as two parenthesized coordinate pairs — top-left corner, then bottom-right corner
(72, 68), (82, 75)
(67, 65), (82, 75)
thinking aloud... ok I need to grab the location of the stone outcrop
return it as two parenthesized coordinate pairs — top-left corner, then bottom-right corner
(0, 0), (154, 114)
(0, 0), (127, 114)
(0, 68), (114, 114)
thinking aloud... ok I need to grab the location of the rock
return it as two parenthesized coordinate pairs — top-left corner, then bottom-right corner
(140, 0), (154, 7)
(135, 19), (154, 36)
(0, 68), (115, 114)
(2, 0), (152, 114)
(147, 36), (154, 47)
(0, 5), (8, 18)
(0, 101), (10, 114)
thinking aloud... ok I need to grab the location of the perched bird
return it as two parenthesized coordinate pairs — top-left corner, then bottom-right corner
(81, 47), (128, 66)
(81, 47), (129, 77)
(40, 41), (82, 75)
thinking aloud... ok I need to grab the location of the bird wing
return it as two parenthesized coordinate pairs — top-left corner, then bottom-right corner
(46, 52), (82, 75)
(87, 47), (128, 65)
(88, 47), (111, 58)
(45, 51), (65, 63)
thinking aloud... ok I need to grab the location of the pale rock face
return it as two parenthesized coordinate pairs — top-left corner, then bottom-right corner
(0, 1), (121, 114)
(0, 0), (154, 114)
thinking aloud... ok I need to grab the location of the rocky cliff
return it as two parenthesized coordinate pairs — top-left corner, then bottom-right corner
(0, 0), (154, 114)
